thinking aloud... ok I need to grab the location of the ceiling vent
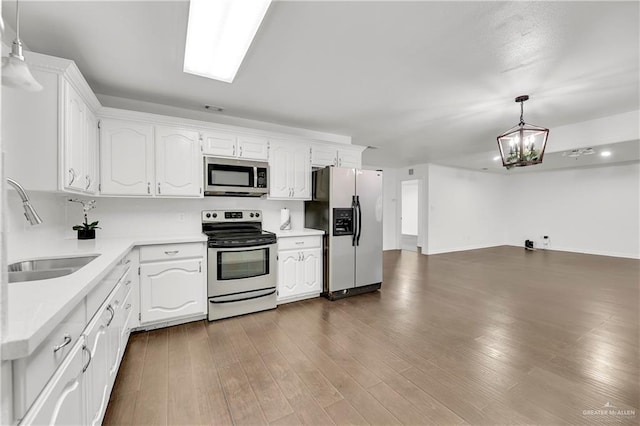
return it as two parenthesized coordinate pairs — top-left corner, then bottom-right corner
(204, 104), (224, 112)
(408, 168), (414, 175)
(563, 147), (595, 158)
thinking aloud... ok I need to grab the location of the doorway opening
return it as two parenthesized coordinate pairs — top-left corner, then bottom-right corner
(400, 179), (419, 252)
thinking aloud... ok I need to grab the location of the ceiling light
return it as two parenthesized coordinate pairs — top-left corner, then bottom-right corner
(600, 151), (612, 157)
(493, 155), (501, 161)
(183, 0), (272, 83)
(496, 95), (549, 169)
(1, 0), (42, 92)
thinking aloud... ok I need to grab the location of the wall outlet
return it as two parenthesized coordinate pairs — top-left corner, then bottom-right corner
(542, 235), (550, 248)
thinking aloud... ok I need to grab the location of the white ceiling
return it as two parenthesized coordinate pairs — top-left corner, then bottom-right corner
(3, 1), (639, 167)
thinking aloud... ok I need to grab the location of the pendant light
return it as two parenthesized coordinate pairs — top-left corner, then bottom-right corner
(496, 95), (548, 169)
(1, 0), (42, 92)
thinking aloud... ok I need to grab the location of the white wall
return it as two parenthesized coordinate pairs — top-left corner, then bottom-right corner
(426, 164), (507, 254)
(379, 167), (399, 250)
(507, 162), (640, 259)
(5, 192), (304, 255)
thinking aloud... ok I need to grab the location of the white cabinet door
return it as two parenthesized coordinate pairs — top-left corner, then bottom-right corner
(277, 252), (300, 300)
(155, 126), (202, 197)
(238, 135), (269, 160)
(99, 119), (154, 196)
(84, 306), (111, 426)
(140, 258), (205, 323)
(20, 339), (86, 426)
(269, 141), (311, 199)
(338, 149), (361, 168)
(292, 145), (311, 199)
(201, 130), (237, 157)
(84, 110), (99, 194)
(64, 83), (86, 192)
(312, 145), (337, 167)
(301, 248), (322, 294)
(269, 142), (292, 198)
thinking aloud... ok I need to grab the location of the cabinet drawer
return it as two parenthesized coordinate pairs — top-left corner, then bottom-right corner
(87, 260), (130, 318)
(278, 236), (321, 250)
(13, 300), (86, 418)
(139, 242), (203, 262)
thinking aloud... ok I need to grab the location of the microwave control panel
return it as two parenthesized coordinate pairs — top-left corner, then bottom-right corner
(257, 168), (268, 188)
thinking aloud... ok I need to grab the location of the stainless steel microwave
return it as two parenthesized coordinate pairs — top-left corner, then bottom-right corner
(204, 157), (269, 197)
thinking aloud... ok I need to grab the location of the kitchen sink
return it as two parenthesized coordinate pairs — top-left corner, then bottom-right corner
(8, 255), (99, 283)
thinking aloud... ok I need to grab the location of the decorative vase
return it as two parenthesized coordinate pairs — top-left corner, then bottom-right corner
(77, 229), (96, 240)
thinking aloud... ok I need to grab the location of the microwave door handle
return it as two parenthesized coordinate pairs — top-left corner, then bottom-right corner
(254, 167), (258, 189)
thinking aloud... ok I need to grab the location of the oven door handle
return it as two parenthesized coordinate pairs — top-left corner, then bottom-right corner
(210, 289), (276, 304)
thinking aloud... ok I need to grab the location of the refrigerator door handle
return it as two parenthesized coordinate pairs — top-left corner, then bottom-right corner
(352, 195), (358, 247)
(356, 195), (362, 245)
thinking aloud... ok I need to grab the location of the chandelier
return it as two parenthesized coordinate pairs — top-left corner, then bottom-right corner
(496, 95), (549, 169)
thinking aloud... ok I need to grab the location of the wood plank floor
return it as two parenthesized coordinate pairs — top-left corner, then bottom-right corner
(104, 246), (639, 425)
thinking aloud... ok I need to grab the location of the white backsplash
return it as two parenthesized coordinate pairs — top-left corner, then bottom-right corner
(6, 191), (305, 253)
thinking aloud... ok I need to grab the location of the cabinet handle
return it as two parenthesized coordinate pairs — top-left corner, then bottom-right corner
(106, 305), (115, 327)
(121, 258), (131, 266)
(147, 182), (151, 194)
(164, 250), (179, 255)
(68, 168), (76, 185)
(295, 241), (304, 245)
(125, 279), (132, 286)
(233, 145), (236, 156)
(157, 183), (161, 194)
(125, 303), (131, 310)
(301, 252), (305, 261)
(53, 334), (72, 353)
(85, 175), (91, 190)
(239, 146), (243, 157)
(199, 261), (202, 273)
(82, 345), (92, 373)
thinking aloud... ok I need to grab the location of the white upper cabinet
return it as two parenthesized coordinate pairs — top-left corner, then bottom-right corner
(202, 130), (237, 157)
(311, 144), (362, 169)
(85, 110), (99, 194)
(2, 52), (100, 193)
(64, 83), (87, 192)
(99, 119), (155, 196)
(155, 126), (202, 197)
(202, 130), (269, 161)
(269, 140), (311, 200)
(237, 135), (269, 160)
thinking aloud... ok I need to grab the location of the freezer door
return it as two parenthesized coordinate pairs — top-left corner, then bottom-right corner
(355, 169), (383, 287)
(328, 167), (356, 292)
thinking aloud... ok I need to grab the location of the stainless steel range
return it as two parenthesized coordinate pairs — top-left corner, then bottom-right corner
(203, 210), (277, 321)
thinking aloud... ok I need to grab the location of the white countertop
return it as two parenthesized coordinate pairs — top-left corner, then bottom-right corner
(3, 234), (207, 360)
(272, 228), (325, 238)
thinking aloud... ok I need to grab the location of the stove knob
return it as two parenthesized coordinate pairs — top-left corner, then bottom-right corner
(250, 213), (255, 218)
(206, 213), (211, 218)
(212, 213), (217, 218)
(255, 213), (260, 217)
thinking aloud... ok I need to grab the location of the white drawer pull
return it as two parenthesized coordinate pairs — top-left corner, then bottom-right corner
(106, 305), (115, 326)
(125, 280), (132, 286)
(82, 345), (92, 373)
(53, 334), (72, 353)
(164, 250), (179, 255)
(295, 241), (304, 245)
(125, 303), (131, 310)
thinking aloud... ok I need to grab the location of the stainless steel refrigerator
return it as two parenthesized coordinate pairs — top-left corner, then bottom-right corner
(305, 167), (383, 300)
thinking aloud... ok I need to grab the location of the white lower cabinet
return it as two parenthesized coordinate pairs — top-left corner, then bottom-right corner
(17, 252), (138, 426)
(277, 235), (323, 303)
(19, 339), (87, 426)
(139, 243), (206, 324)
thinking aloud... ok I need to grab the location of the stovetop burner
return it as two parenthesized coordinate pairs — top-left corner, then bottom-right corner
(202, 210), (277, 248)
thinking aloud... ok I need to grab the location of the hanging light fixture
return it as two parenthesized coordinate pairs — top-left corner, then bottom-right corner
(1, 0), (42, 92)
(496, 95), (548, 169)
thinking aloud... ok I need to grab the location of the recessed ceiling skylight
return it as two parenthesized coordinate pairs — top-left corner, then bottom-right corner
(183, 0), (272, 83)
(600, 151), (612, 157)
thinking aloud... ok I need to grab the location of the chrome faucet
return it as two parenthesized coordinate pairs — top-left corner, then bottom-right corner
(7, 177), (42, 225)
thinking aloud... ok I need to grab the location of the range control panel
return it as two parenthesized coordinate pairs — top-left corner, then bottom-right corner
(202, 210), (262, 223)
(333, 208), (354, 236)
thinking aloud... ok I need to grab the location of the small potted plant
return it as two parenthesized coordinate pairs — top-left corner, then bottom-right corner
(69, 199), (101, 240)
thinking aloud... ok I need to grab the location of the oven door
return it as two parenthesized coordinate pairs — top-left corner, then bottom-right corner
(208, 243), (277, 297)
